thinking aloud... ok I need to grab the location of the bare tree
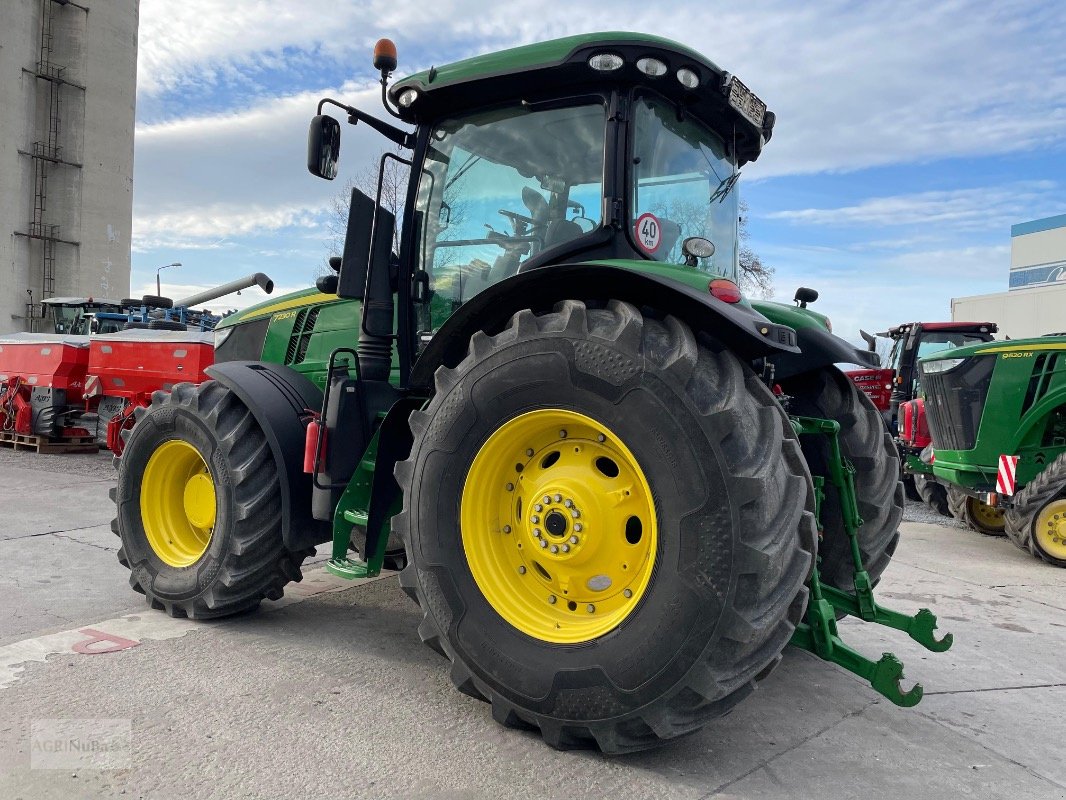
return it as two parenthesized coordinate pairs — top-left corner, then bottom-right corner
(323, 150), (409, 275)
(738, 200), (774, 299)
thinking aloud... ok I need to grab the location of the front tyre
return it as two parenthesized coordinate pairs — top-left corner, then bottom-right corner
(914, 473), (950, 517)
(394, 300), (816, 753)
(947, 485), (1006, 536)
(111, 382), (309, 618)
(1004, 453), (1066, 567)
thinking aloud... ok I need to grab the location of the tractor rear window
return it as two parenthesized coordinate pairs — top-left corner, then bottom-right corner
(631, 94), (739, 280)
(414, 101), (606, 329)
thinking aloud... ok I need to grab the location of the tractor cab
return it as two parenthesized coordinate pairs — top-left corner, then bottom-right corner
(306, 33), (787, 387)
(40, 297), (124, 335)
(881, 321), (997, 417)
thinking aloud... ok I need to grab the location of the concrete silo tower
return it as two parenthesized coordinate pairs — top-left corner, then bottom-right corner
(0, 0), (139, 331)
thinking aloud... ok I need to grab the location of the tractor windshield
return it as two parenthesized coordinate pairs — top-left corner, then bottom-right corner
(631, 94), (739, 280)
(414, 101), (606, 326)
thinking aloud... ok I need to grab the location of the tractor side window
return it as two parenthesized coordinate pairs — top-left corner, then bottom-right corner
(631, 94), (739, 279)
(414, 102), (606, 330)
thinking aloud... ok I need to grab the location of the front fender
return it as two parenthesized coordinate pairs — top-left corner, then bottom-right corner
(204, 361), (330, 552)
(410, 264), (799, 390)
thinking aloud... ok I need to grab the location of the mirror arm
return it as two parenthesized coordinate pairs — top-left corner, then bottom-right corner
(317, 97), (414, 149)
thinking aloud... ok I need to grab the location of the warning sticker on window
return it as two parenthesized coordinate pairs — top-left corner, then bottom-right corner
(634, 213), (662, 254)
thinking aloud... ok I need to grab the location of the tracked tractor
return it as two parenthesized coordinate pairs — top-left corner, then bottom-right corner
(923, 336), (1066, 564)
(111, 33), (951, 752)
(849, 321), (1001, 531)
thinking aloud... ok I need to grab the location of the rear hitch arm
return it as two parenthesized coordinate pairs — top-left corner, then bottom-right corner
(788, 417), (953, 707)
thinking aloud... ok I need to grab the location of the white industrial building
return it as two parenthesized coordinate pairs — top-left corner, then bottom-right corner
(0, 0), (139, 331)
(952, 214), (1066, 338)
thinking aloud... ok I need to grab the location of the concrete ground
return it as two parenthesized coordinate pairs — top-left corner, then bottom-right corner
(1, 449), (1065, 800)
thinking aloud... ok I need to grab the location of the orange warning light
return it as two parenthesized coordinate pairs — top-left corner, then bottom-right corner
(373, 39), (398, 73)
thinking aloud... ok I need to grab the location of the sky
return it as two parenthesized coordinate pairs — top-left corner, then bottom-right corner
(130, 0), (1066, 344)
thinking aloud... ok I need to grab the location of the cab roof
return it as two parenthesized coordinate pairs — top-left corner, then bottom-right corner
(389, 32), (773, 165)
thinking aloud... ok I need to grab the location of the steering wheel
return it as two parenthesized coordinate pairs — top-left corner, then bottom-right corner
(498, 209), (536, 230)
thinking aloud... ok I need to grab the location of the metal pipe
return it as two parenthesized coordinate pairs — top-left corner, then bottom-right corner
(174, 273), (274, 308)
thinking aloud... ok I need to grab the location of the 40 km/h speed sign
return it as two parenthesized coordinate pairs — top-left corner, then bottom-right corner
(635, 212), (662, 254)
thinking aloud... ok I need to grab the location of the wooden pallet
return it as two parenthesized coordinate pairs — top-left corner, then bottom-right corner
(0, 430), (99, 454)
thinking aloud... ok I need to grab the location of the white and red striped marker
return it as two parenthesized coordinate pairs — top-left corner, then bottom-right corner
(997, 454), (1020, 496)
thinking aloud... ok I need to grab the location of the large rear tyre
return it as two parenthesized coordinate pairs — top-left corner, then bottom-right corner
(914, 472), (950, 517)
(947, 485), (1005, 536)
(393, 300), (816, 753)
(111, 381), (310, 618)
(1004, 454), (1066, 567)
(781, 367), (903, 592)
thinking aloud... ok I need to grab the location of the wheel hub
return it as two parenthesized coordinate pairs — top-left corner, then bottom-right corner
(140, 439), (216, 568)
(461, 409), (657, 644)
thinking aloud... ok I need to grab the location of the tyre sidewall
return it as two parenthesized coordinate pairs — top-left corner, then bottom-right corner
(116, 402), (236, 603)
(410, 336), (742, 716)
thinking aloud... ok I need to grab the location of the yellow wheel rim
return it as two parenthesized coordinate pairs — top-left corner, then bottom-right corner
(140, 440), (216, 568)
(968, 497), (1005, 533)
(461, 409), (658, 644)
(1035, 499), (1066, 560)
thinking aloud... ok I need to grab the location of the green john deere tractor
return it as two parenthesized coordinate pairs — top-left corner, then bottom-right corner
(923, 336), (1066, 565)
(111, 32), (951, 752)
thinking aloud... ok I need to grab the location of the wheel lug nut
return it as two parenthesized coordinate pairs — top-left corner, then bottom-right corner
(561, 544), (570, 553)
(502, 525), (511, 533)
(539, 539), (548, 548)
(534, 528), (542, 538)
(506, 482), (514, 491)
(518, 566), (526, 574)
(564, 498), (573, 508)
(623, 588), (633, 598)
(571, 510), (580, 518)
(548, 595), (557, 604)
(526, 449), (534, 457)
(534, 504), (543, 512)
(597, 433), (606, 442)
(587, 604), (595, 613)
(549, 545), (559, 554)
(543, 495), (551, 504)
(531, 515), (539, 524)
(553, 493), (562, 503)
(559, 429), (567, 438)
(574, 523), (582, 532)
(569, 535), (578, 544)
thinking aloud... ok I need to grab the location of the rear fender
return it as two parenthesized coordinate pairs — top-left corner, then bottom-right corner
(204, 361), (330, 552)
(769, 325), (881, 381)
(409, 264), (799, 390)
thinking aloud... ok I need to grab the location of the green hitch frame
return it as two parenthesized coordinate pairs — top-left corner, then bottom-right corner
(789, 416), (952, 707)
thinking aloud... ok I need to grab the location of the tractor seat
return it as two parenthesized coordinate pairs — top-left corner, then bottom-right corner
(544, 219), (583, 250)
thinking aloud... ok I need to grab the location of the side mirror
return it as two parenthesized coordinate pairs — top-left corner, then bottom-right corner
(794, 286), (818, 308)
(307, 115), (341, 180)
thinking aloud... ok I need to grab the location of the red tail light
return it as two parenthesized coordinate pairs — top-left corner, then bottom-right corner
(708, 279), (741, 303)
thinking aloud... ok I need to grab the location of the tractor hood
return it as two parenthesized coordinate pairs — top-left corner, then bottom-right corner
(389, 32), (773, 165)
(215, 287), (339, 329)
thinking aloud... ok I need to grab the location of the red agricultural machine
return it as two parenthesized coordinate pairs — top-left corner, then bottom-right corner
(0, 275), (271, 454)
(846, 321), (1002, 531)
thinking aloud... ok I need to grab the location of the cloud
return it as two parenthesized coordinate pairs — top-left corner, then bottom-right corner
(137, 0), (1066, 176)
(766, 181), (1066, 233)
